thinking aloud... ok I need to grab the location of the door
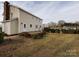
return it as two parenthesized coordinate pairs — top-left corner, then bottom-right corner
(21, 23), (27, 32)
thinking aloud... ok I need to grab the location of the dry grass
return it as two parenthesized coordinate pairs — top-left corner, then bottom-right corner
(0, 33), (79, 57)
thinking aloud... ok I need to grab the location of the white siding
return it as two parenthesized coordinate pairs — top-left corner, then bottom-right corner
(10, 6), (20, 34)
(10, 20), (18, 34)
(3, 5), (43, 35)
(10, 6), (20, 20)
(19, 9), (42, 33)
(4, 22), (11, 34)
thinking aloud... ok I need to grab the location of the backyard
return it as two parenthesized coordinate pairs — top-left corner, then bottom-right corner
(0, 33), (79, 57)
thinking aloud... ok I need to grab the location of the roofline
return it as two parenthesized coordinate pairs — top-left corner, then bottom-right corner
(62, 23), (79, 26)
(10, 5), (43, 21)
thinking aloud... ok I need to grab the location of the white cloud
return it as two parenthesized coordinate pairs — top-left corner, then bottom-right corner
(0, 2), (3, 22)
(0, 1), (79, 24)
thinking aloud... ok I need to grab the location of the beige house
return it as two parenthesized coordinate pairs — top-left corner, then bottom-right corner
(2, 1), (43, 35)
(62, 23), (79, 30)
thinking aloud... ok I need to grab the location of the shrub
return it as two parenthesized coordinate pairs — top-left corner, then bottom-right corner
(19, 32), (32, 38)
(61, 29), (68, 33)
(76, 30), (79, 34)
(44, 27), (60, 33)
(55, 29), (60, 33)
(61, 29), (77, 34)
(0, 32), (4, 44)
(43, 27), (50, 32)
(51, 29), (55, 33)
(69, 29), (76, 34)
(2, 32), (8, 36)
(32, 32), (46, 39)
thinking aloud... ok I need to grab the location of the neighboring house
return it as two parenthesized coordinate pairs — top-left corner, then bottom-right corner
(61, 23), (79, 30)
(2, 1), (43, 35)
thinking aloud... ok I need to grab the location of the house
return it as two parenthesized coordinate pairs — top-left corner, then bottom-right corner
(61, 23), (79, 30)
(2, 1), (43, 35)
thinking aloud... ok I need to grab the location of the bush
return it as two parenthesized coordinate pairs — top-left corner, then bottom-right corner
(61, 29), (77, 34)
(44, 27), (60, 33)
(75, 30), (79, 34)
(43, 27), (50, 32)
(0, 32), (4, 44)
(69, 29), (76, 34)
(32, 32), (46, 39)
(55, 29), (60, 33)
(61, 29), (68, 33)
(51, 29), (55, 33)
(2, 32), (8, 36)
(19, 32), (32, 38)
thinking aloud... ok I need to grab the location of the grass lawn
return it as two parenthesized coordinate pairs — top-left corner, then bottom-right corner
(0, 33), (79, 57)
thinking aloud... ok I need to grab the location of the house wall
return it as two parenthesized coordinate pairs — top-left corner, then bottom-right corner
(19, 9), (42, 33)
(9, 5), (20, 34)
(2, 5), (20, 35)
(63, 26), (77, 30)
(3, 22), (11, 34)
(3, 5), (43, 35)
(10, 20), (18, 34)
(10, 5), (20, 20)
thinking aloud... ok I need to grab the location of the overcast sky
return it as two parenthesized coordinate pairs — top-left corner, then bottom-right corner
(0, 1), (79, 24)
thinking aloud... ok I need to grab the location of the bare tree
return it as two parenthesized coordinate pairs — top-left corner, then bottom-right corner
(48, 22), (56, 27)
(58, 20), (66, 25)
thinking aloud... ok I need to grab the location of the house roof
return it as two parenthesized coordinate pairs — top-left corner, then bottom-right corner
(62, 23), (79, 26)
(10, 5), (43, 21)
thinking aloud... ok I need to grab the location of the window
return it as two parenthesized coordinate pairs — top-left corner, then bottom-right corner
(36, 25), (38, 28)
(30, 24), (32, 28)
(40, 25), (41, 28)
(21, 22), (23, 24)
(24, 24), (26, 28)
